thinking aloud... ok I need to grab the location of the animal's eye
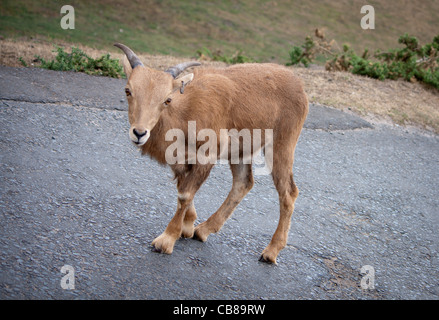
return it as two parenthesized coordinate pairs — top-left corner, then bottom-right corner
(164, 97), (172, 105)
(125, 88), (131, 97)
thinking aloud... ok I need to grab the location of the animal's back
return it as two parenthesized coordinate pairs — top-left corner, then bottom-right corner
(192, 63), (308, 131)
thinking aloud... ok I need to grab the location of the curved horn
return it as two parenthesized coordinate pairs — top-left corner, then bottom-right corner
(165, 61), (201, 78)
(113, 43), (144, 69)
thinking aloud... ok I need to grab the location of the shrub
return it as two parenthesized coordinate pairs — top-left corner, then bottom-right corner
(286, 29), (336, 67)
(327, 34), (439, 88)
(33, 46), (124, 78)
(288, 31), (439, 89)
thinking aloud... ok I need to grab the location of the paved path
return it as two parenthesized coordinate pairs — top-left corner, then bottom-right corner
(0, 66), (438, 299)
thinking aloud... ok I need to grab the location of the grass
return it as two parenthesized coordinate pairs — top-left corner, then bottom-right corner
(1, 0), (439, 62)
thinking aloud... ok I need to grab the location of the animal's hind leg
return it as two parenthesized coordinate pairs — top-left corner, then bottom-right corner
(194, 162), (254, 242)
(259, 145), (299, 264)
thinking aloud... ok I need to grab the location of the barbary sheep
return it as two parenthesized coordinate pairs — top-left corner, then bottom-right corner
(115, 43), (308, 264)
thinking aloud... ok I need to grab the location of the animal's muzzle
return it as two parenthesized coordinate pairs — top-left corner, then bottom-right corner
(130, 127), (149, 146)
(133, 128), (147, 140)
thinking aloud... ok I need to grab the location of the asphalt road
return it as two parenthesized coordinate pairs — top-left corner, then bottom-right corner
(0, 66), (438, 299)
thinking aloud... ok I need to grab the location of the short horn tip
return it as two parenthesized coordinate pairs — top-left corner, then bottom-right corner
(113, 43), (144, 69)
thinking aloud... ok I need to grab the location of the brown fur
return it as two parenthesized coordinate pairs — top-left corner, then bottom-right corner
(122, 56), (308, 264)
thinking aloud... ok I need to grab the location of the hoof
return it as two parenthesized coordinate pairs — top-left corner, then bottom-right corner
(258, 255), (276, 264)
(181, 224), (195, 239)
(259, 247), (278, 265)
(192, 229), (206, 242)
(193, 224), (209, 242)
(151, 246), (163, 253)
(151, 232), (175, 254)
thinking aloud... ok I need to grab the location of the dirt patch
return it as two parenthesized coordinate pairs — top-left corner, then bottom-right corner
(1, 38), (438, 134)
(294, 67), (439, 134)
(319, 256), (382, 299)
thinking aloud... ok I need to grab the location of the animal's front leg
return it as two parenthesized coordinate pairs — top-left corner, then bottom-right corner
(152, 164), (213, 254)
(181, 200), (197, 238)
(151, 195), (192, 254)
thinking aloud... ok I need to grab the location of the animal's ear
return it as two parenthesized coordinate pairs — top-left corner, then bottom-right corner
(173, 73), (194, 94)
(122, 55), (133, 79)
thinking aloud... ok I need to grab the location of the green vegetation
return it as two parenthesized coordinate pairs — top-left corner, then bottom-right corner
(31, 46), (124, 78)
(286, 31), (335, 67)
(330, 34), (439, 89)
(288, 32), (439, 89)
(18, 57), (28, 67)
(1, 0), (439, 62)
(286, 37), (315, 67)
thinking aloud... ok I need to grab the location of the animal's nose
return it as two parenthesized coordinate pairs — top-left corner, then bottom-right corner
(133, 128), (147, 139)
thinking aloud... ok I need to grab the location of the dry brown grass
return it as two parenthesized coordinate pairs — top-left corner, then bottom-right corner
(0, 38), (226, 70)
(295, 67), (439, 133)
(1, 38), (438, 134)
